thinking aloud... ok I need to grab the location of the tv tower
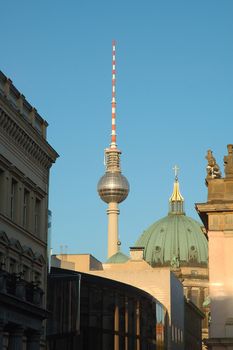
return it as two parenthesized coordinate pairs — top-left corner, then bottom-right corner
(97, 41), (130, 258)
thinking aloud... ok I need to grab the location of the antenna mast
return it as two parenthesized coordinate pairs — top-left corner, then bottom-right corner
(111, 40), (117, 148)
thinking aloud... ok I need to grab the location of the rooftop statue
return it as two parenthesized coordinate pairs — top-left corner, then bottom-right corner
(224, 144), (233, 178)
(170, 255), (180, 269)
(205, 150), (221, 181)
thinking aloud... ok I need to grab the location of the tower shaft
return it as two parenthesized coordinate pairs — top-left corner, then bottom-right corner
(107, 202), (120, 258)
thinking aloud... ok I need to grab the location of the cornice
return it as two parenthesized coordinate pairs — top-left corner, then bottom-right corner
(0, 213), (47, 248)
(196, 202), (233, 213)
(0, 105), (58, 170)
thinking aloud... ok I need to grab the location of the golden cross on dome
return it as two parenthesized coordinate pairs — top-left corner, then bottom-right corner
(173, 165), (179, 180)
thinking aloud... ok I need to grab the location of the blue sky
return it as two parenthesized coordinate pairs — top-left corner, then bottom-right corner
(1, 1), (233, 261)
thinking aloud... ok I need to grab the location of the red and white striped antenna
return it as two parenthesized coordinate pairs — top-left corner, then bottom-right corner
(111, 40), (117, 148)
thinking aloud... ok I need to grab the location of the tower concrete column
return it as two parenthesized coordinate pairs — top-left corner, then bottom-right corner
(107, 202), (120, 258)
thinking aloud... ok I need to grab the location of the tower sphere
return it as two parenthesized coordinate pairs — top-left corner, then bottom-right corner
(97, 172), (129, 204)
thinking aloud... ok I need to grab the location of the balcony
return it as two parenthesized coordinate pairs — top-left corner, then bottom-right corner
(0, 270), (43, 306)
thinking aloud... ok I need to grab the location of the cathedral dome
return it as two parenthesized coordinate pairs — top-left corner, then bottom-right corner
(135, 173), (208, 267)
(135, 214), (208, 267)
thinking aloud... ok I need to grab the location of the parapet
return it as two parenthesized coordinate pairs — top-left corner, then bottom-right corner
(0, 71), (48, 139)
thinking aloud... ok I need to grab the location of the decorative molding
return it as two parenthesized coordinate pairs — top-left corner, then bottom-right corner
(0, 231), (10, 246)
(34, 253), (46, 266)
(0, 231), (45, 266)
(0, 107), (57, 170)
(9, 238), (23, 254)
(0, 213), (47, 247)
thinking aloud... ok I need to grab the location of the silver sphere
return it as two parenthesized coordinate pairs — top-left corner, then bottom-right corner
(97, 172), (130, 203)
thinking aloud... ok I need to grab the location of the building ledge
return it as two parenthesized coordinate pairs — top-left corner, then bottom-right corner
(204, 337), (233, 346)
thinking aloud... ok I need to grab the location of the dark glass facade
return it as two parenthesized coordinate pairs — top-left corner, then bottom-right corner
(47, 267), (168, 350)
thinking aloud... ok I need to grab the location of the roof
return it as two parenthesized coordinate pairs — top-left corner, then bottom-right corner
(135, 213), (208, 267)
(106, 251), (129, 264)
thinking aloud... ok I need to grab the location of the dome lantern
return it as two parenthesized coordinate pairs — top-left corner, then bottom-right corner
(169, 165), (184, 215)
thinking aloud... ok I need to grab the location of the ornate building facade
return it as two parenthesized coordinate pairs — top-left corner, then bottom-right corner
(196, 145), (233, 350)
(0, 71), (58, 349)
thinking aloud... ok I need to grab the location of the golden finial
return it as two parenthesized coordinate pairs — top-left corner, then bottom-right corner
(169, 165), (184, 214)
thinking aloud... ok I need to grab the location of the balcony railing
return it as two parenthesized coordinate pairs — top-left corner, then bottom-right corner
(0, 270), (43, 306)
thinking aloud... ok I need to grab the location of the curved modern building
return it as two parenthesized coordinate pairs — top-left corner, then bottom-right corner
(48, 267), (168, 350)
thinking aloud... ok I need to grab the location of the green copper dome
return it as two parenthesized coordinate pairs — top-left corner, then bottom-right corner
(106, 251), (129, 264)
(135, 175), (208, 267)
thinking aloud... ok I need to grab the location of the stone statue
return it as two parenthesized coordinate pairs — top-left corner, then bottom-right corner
(224, 144), (233, 178)
(205, 150), (221, 180)
(170, 255), (180, 269)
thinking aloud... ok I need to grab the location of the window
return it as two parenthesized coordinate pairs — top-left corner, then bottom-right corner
(10, 179), (17, 220)
(23, 189), (30, 228)
(0, 169), (4, 213)
(0, 252), (5, 269)
(180, 330), (183, 343)
(9, 258), (16, 274)
(190, 288), (199, 306)
(35, 198), (41, 235)
(34, 271), (41, 284)
(191, 270), (198, 276)
(23, 264), (30, 281)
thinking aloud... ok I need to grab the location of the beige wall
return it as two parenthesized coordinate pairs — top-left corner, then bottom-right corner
(208, 229), (233, 338)
(54, 254), (103, 272)
(196, 151), (233, 349)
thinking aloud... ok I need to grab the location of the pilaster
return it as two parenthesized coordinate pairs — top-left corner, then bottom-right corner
(8, 326), (24, 350)
(28, 193), (35, 233)
(0, 170), (9, 216)
(0, 320), (6, 349)
(15, 182), (22, 226)
(26, 330), (41, 350)
(114, 296), (119, 350)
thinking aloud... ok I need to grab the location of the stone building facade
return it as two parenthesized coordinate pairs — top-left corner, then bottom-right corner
(0, 71), (58, 349)
(196, 146), (233, 350)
